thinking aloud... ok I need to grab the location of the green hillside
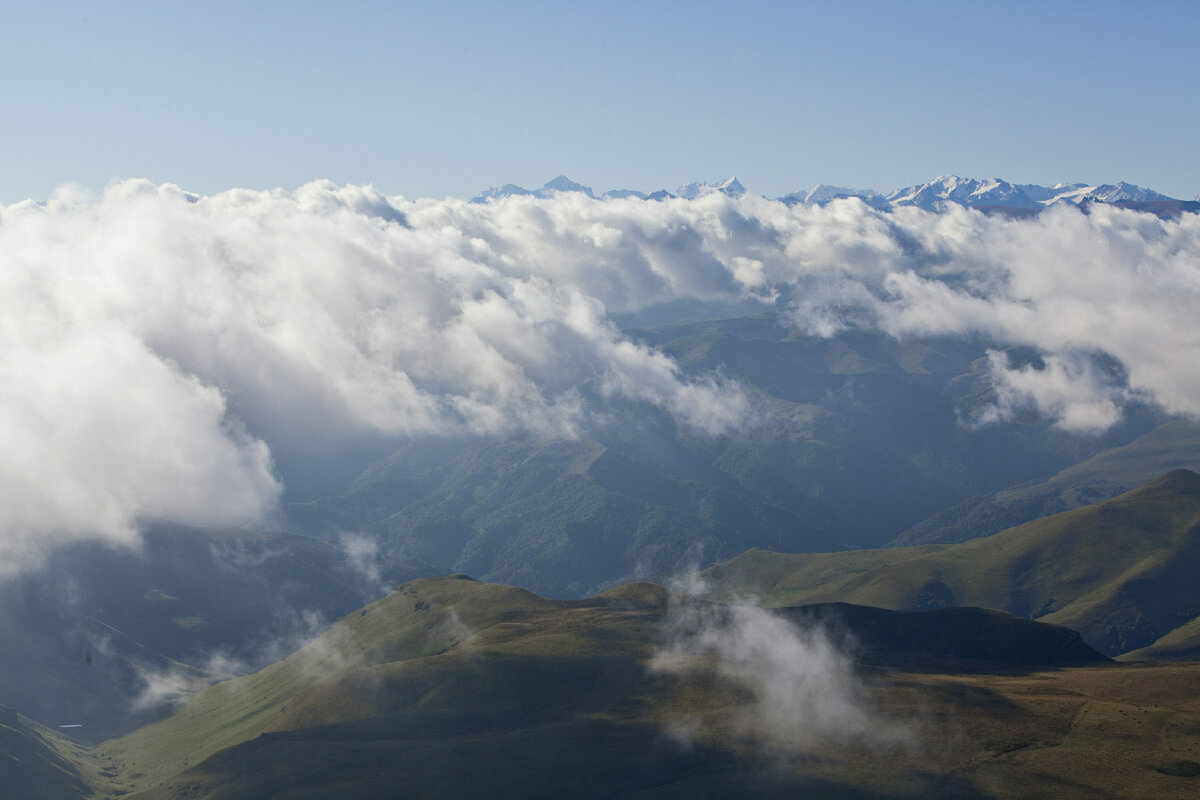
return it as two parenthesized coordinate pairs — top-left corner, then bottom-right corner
(1123, 614), (1200, 661)
(98, 575), (669, 792)
(706, 470), (1200, 656)
(81, 574), (1198, 799)
(895, 420), (1200, 545)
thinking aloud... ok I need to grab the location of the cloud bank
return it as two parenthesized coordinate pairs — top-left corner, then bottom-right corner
(3, 181), (1197, 563)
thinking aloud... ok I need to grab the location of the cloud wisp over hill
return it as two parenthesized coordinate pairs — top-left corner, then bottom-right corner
(652, 573), (912, 755)
(3, 180), (1199, 567)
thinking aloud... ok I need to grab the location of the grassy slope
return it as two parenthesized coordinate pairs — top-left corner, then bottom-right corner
(706, 470), (1200, 656)
(80, 572), (1199, 799)
(99, 576), (664, 792)
(872, 663), (1200, 799)
(1122, 614), (1200, 661)
(115, 662), (1200, 800)
(995, 421), (1200, 505)
(894, 420), (1200, 545)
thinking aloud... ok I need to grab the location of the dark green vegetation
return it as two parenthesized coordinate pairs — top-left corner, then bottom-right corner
(289, 315), (1173, 597)
(894, 420), (1200, 545)
(59, 575), (1193, 799)
(783, 604), (1106, 669)
(706, 470), (1200, 658)
(0, 525), (439, 741)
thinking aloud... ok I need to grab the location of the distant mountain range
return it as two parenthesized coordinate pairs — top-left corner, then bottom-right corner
(472, 174), (1198, 213)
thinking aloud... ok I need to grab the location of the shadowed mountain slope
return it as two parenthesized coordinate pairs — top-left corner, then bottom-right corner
(785, 603), (1105, 670)
(0, 705), (97, 800)
(0, 525), (440, 741)
(288, 315), (1162, 598)
(1123, 614), (1200, 661)
(894, 420), (1200, 545)
(707, 470), (1200, 656)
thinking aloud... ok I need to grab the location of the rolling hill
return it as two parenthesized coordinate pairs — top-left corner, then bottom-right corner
(75, 574), (1196, 799)
(705, 470), (1200, 657)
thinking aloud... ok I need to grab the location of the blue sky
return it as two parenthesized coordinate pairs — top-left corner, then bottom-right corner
(2, 0), (1197, 202)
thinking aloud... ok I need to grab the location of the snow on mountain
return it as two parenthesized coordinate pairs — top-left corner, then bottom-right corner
(883, 176), (1179, 210)
(472, 175), (1186, 211)
(1031, 181), (1174, 206)
(886, 176), (1041, 210)
(675, 176), (746, 200)
(471, 183), (536, 203)
(540, 175), (596, 198)
(779, 184), (891, 209)
(1017, 184), (1061, 203)
(472, 176), (596, 203)
(1077, 182), (1174, 204)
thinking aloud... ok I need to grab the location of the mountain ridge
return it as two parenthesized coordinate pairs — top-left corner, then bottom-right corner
(704, 469), (1200, 657)
(95, 574), (1117, 799)
(470, 174), (1192, 212)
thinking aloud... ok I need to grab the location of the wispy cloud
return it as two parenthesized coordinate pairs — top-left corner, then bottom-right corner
(338, 531), (389, 597)
(129, 604), (330, 713)
(651, 573), (911, 754)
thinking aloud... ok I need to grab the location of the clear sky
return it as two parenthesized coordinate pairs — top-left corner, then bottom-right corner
(2, 0), (1197, 202)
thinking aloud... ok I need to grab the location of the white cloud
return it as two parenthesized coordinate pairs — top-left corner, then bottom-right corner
(867, 205), (1200, 422)
(977, 350), (1127, 433)
(338, 531), (388, 598)
(652, 574), (910, 753)
(3, 182), (1197, 565)
(0, 181), (750, 566)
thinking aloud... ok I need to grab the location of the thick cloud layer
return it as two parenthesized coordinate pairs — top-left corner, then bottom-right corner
(3, 181), (1197, 564)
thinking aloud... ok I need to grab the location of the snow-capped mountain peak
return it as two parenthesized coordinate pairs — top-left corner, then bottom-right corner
(471, 175), (1189, 212)
(1079, 182), (1172, 204)
(472, 176), (595, 203)
(675, 176), (746, 200)
(880, 176), (1182, 211)
(886, 176), (1040, 210)
(778, 184), (890, 209)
